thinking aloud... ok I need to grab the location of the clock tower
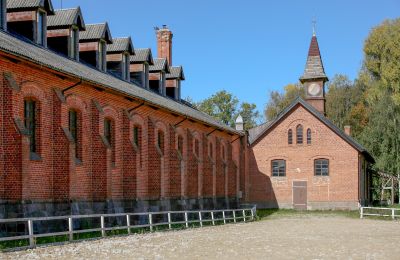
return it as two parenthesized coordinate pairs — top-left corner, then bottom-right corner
(299, 32), (328, 115)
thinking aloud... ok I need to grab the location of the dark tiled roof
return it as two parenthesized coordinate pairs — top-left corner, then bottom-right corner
(166, 66), (185, 80)
(149, 58), (169, 73)
(107, 37), (134, 55)
(47, 7), (85, 30)
(79, 23), (112, 44)
(130, 48), (153, 65)
(0, 30), (242, 135)
(7, 0), (54, 14)
(300, 35), (328, 82)
(248, 97), (374, 162)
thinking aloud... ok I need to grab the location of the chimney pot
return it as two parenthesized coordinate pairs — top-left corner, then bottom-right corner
(344, 125), (351, 136)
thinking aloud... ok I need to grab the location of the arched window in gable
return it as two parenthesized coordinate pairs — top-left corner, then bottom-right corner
(307, 128), (311, 144)
(296, 124), (303, 144)
(288, 129), (293, 144)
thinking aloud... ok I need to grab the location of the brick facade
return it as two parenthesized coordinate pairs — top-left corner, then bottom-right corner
(247, 104), (369, 210)
(0, 53), (244, 217)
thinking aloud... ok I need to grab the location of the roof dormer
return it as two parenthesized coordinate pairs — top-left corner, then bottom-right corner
(7, 0), (54, 46)
(149, 58), (169, 95)
(47, 7), (85, 60)
(129, 48), (154, 89)
(0, 0), (6, 30)
(106, 37), (134, 81)
(166, 66), (185, 101)
(79, 22), (112, 71)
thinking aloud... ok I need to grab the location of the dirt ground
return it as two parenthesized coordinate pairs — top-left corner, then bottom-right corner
(2, 215), (400, 260)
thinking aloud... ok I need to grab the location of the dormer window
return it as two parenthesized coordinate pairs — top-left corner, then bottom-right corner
(70, 26), (79, 60)
(122, 53), (130, 80)
(37, 10), (46, 46)
(98, 40), (106, 71)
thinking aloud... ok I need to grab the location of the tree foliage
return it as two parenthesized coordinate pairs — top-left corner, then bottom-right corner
(193, 90), (260, 130)
(264, 84), (304, 121)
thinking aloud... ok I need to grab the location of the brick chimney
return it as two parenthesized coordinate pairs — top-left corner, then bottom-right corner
(156, 25), (173, 65)
(344, 125), (351, 136)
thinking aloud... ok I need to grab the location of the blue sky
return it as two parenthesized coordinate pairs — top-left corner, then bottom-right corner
(60, 0), (399, 119)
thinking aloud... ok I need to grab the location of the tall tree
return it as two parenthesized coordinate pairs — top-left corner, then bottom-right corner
(194, 90), (260, 130)
(264, 83), (304, 121)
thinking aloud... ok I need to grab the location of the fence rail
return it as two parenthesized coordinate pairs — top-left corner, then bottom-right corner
(360, 207), (400, 219)
(0, 206), (256, 249)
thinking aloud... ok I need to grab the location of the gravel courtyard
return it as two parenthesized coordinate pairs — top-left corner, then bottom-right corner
(2, 215), (400, 259)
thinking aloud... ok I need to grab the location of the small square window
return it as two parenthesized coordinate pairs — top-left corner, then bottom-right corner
(272, 160), (286, 177)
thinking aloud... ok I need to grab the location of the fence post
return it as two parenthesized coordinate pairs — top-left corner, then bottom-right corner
(222, 211), (226, 224)
(243, 210), (246, 222)
(28, 219), (34, 247)
(211, 212), (215, 226)
(100, 216), (105, 237)
(168, 212), (172, 229)
(392, 209), (395, 220)
(68, 217), (73, 241)
(184, 212), (189, 228)
(149, 213), (153, 232)
(233, 210), (236, 223)
(199, 212), (203, 227)
(126, 215), (131, 234)
(360, 207), (363, 219)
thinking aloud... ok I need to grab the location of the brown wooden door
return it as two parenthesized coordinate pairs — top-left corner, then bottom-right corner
(293, 181), (307, 210)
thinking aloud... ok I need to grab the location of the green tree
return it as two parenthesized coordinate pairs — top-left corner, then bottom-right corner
(194, 90), (260, 130)
(264, 83), (304, 121)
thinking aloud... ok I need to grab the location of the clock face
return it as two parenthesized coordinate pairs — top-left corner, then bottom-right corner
(308, 83), (321, 96)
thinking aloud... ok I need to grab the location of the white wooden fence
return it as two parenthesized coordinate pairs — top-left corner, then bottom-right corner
(0, 206), (256, 249)
(360, 207), (400, 219)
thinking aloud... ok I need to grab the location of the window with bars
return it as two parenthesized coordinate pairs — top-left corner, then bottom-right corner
(307, 128), (311, 144)
(271, 160), (286, 177)
(24, 99), (37, 153)
(296, 124), (303, 144)
(315, 159), (329, 176)
(288, 129), (293, 144)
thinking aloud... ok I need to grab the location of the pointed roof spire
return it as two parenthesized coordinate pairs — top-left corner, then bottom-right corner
(300, 33), (328, 83)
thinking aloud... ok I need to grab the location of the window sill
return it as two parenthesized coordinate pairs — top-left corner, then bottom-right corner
(30, 152), (42, 161)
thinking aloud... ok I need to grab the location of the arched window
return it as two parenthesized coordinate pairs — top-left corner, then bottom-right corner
(104, 118), (115, 165)
(221, 145), (226, 161)
(69, 109), (81, 160)
(177, 135), (183, 155)
(133, 125), (140, 148)
(296, 124), (303, 144)
(157, 130), (164, 155)
(288, 129), (293, 144)
(307, 128), (311, 144)
(208, 142), (213, 158)
(24, 99), (38, 154)
(194, 139), (200, 157)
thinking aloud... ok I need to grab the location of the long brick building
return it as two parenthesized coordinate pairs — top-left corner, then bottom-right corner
(0, 0), (373, 218)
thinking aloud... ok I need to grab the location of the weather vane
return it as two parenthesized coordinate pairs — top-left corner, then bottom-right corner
(312, 17), (317, 36)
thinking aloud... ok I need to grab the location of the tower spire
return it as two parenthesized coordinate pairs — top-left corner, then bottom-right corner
(312, 18), (316, 36)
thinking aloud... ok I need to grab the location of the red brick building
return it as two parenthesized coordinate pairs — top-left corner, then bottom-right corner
(0, 0), (245, 218)
(246, 33), (374, 210)
(0, 0), (373, 218)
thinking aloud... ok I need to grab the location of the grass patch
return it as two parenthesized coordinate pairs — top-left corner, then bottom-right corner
(256, 209), (359, 220)
(36, 235), (69, 245)
(0, 239), (29, 250)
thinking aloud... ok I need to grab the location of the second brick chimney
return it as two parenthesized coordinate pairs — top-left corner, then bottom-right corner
(156, 25), (173, 65)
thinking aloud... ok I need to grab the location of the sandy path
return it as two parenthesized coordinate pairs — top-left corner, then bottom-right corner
(2, 216), (400, 259)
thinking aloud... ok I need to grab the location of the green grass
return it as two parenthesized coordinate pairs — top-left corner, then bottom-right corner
(256, 208), (360, 220)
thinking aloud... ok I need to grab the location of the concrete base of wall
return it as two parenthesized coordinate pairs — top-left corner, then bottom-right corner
(252, 201), (360, 210)
(0, 197), (241, 219)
